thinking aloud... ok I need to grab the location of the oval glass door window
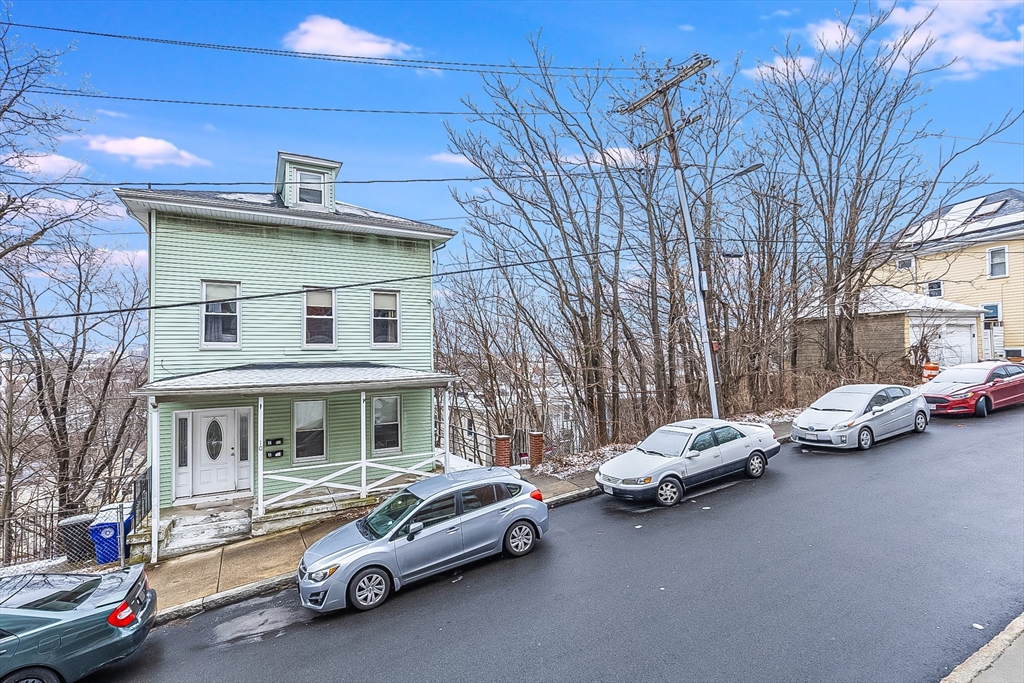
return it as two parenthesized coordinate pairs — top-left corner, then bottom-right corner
(206, 420), (223, 460)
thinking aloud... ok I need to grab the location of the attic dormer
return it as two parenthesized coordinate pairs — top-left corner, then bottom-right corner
(275, 151), (343, 211)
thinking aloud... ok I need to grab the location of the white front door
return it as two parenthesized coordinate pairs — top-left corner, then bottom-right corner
(194, 410), (236, 496)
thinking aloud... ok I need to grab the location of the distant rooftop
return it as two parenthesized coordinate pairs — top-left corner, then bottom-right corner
(904, 188), (1023, 245)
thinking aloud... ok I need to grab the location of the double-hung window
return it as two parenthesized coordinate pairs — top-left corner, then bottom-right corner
(303, 288), (335, 348)
(373, 396), (401, 452)
(201, 281), (240, 348)
(987, 246), (1008, 278)
(297, 171), (325, 207)
(926, 280), (943, 298)
(372, 291), (400, 347)
(294, 400), (326, 461)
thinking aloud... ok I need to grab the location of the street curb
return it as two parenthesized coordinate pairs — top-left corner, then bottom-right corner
(545, 486), (601, 508)
(941, 613), (1024, 683)
(154, 572), (296, 626)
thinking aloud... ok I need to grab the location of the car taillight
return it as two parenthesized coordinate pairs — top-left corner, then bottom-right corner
(107, 601), (136, 627)
(530, 489), (543, 502)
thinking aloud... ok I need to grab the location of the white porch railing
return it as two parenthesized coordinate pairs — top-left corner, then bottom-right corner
(258, 451), (436, 515)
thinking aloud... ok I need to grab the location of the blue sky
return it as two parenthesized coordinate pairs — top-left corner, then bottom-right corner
(11, 0), (1024, 259)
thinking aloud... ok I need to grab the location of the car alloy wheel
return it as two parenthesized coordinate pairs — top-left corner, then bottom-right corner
(2, 668), (60, 683)
(857, 427), (873, 451)
(655, 478), (681, 506)
(505, 521), (535, 556)
(348, 567), (391, 611)
(746, 453), (766, 478)
(914, 411), (928, 433)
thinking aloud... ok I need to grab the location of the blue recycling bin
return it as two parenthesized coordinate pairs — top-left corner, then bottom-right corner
(88, 503), (134, 565)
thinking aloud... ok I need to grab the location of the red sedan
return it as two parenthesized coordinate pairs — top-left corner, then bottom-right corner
(921, 361), (1024, 417)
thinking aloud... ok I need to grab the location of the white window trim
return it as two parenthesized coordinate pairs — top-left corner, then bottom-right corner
(370, 290), (402, 349)
(926, 280), (943, 298)
(371, 395), (402, 455)
(896, 256), (914, 271)
(302, 287), (337, 350)
(200, 280), (242, 350)
(986, 244), (1009, 279)
(172, 411), (192, 501)
(980, 302), (1003, 322)
(294, 169), (328, 210)
(293, 399), (327, 463)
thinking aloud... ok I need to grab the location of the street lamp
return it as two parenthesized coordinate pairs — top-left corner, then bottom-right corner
(674, 162), (762, 418)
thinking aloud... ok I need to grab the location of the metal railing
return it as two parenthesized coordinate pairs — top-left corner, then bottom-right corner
(131, 466), (152, 526)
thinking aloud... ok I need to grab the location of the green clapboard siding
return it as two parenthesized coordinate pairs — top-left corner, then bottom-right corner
(150, 213), (435, 381)
(157, 389), (435, 507)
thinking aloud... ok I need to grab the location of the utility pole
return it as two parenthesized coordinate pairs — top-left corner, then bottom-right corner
(624, 56), (721, 418)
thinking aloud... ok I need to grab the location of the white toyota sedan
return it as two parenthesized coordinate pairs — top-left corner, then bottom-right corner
(595, 419), (781, 506)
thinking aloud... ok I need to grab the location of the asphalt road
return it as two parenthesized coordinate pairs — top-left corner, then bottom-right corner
(89, 407), (1024, 683)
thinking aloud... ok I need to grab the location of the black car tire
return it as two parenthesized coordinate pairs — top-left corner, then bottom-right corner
(504, 520), (536, 557)
(974, 397), (989, 418)
(913, 411), (928, 433)
(654, 477), (683, 506)
(745, 452), (767, 478)
(1, 667), (61, 683)
(347, 567), (391, 612)
(857, 427), (874, 451)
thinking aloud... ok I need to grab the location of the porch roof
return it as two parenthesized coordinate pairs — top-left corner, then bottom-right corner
(134, 362), (458, 399)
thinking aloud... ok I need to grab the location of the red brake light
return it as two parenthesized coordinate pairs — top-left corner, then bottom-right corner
(530, 489), (543, 502)
(107, 601), (136, 627)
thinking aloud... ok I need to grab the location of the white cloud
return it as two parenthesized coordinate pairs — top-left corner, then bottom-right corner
(806, 18), (856, 51)
(101, 248), (148, 268)
(1, 153), (85, 177)
(887, 1), (1024, 79)
(760, 9), (793, 20)
(282, 15), (412, 57)
(679, 24), (695, 32)
(742, 55), (816, 80)
(96, 109), (129, 118)
(429, 152), (475, 167)
(83, 136), (211, 168)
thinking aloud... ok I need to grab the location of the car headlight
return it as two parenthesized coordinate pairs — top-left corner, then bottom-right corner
(622, 477), (652, 485)
(308, 566), (339, 583)
(832, 421), (855, 430)
(949, 391), (974, 400)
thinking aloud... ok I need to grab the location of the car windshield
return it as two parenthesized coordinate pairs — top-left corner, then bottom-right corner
(932, 367), (991, 384)
(810, 391), (869, 412)
(364, 489), (422, 539)
(0, 574), (102, 611)
(636, 429), (688, 457)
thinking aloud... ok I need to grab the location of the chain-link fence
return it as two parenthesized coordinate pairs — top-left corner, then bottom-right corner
(1, 502), (135, 574)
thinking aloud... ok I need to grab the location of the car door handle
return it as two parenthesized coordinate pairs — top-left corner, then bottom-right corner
(498, 507), (511, 513)
(446, 526), (460, 534)
(0, 650), (6, 655)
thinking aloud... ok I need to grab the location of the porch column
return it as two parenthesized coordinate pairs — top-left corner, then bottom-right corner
(257, 396), (265, 517)
(360, 391), (367, 498)
(442, 383), (451, 472)
(149, 398), (160, 564)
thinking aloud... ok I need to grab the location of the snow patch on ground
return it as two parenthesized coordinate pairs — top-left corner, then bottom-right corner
(533, 444), (634, 480)
(727, 407), (805, 424)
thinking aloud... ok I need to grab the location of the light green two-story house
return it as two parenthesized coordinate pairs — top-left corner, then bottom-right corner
(120, 152), (457, 559)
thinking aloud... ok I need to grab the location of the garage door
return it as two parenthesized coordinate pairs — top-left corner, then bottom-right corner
(929, 323), (976, 367)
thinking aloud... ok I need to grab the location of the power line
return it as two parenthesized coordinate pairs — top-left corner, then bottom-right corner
(8, 227), (1018, 325)
(28, 88), (493, 116)
(2, 21), (637, 77)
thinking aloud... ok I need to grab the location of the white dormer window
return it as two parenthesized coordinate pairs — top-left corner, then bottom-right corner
(297, 171), (326, 207)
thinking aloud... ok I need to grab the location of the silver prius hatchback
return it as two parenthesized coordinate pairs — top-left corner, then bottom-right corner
(297, 468), (548, 613)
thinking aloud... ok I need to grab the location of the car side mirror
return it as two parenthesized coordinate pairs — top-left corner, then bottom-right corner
(685, 450), (700, 459)
(991, 378), (1005, 384)
(871, 406), (884, 414)
(407, 522), (423, 540)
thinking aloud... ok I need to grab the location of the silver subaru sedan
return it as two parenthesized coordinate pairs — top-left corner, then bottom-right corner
(297, 468), (549, 612)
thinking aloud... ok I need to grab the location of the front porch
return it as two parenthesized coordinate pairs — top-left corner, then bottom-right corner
(134, 362), (458, 561)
